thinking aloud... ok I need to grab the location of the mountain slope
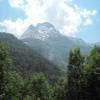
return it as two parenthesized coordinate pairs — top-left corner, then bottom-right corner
(93, 42), (100, 46)
(0, 32), (62, 81)
(21, 22), (91, 71)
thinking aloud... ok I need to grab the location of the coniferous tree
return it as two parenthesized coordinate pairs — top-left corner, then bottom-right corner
(67, 48), (84, 100)
(0, 42), (23, 99)
(85, 46), (100, 100)
(0, 42), (12, 99)
(27, 73), (53, 100)
(54, 77), (68, 100)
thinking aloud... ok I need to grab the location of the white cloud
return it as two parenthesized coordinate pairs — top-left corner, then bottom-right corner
(84, 18), (93, 26)
(0, 19), (29, 37)
(0, 0), (97, 37)
(8, 0), (24, 8)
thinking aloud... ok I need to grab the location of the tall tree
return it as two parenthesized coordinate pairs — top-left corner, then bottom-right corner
(0, 42), (12, 99)
(54, 77), (68, 100)
(67, 48), (84, 100)
(85, 46), (100, 100)
(27, 73), (53, 100)
(0, 42), (23, 99)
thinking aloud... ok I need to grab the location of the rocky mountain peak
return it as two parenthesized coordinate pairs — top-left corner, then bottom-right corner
(21, 22), (59, 40)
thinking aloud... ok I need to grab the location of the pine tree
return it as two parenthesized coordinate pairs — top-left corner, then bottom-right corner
(86, 46), (100, 100)
(54, 77), (68, 100)
(0, 42), (23, 99)
(0, 42), (12, 99)
(25, 73), (53, 100)
(67, 48), (84, 100)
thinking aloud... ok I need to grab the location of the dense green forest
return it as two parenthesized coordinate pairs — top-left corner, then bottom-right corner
(0, 33), (62, 82)
(0, 40), (100, 100)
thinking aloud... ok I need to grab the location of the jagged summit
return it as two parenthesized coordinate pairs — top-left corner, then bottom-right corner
(20, 22), (91, 71)
(28, 24), (35, 30)
(21, 22), (60, 40)
(21, 24), (37, 39)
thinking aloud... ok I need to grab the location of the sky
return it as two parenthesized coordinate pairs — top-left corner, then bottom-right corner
(0, 0), (100, 43)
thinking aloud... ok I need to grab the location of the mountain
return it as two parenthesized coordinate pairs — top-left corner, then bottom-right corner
(94, 42), (100, 46)
(0, 32), (62, 82)
(21, 22), (60, 40)
(21, 22), (91, 71)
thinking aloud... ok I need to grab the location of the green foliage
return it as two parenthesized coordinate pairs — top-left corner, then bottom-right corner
(6, 70), (23, 99)
(54, 77), (68, 100)
(0, 42), (12, 99)
(66, 47), (100, 100)
(0, 42), (54, 100)
(84, 46), (100, 100)
(67, 48), (84, 100)
(0, 33), (100, 100)
(27, 73), (53, 100)
(0, 32), (62, 82)
(0, 42), (23, 99)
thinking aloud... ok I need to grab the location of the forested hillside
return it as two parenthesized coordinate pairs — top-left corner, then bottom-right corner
(0, 32), (62, 82)
(0, 0), (99, 99)
(0, 40), (100, 100)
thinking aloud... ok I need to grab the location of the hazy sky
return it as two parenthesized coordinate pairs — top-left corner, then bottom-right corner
(0, 0), (100, 43)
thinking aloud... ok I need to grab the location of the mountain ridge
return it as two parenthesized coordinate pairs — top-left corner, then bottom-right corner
(21, 22), (91, 71)
(0, 32), (62, 81)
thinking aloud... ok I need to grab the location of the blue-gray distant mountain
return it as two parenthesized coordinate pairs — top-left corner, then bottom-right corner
(94, 42), (100, 46)
(21, 22), (91, 71)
